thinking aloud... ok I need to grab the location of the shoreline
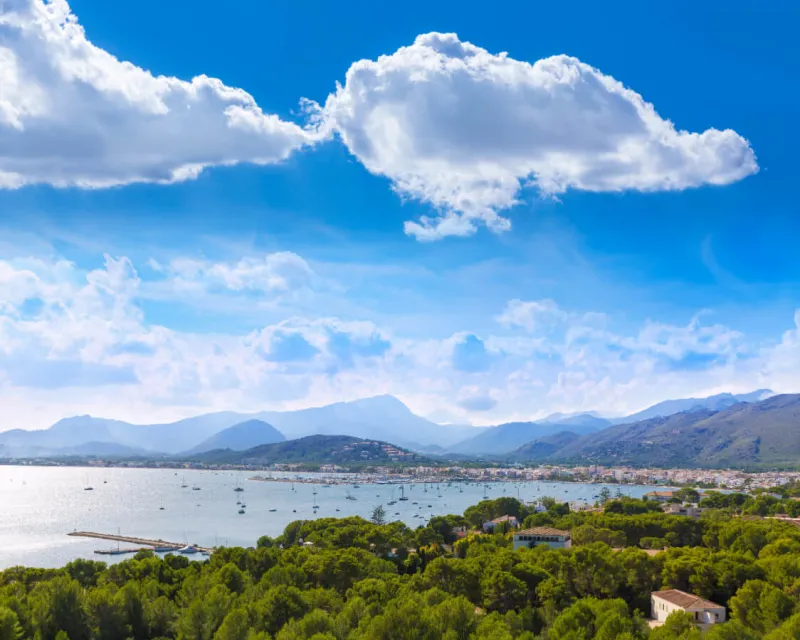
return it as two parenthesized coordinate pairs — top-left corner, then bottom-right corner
(2, 460), (798, 493)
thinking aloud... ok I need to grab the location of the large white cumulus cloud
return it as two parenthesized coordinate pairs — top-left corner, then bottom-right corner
(322, 33), (758, 239)
(0, 0), (324, 188)
(0, 3), (759, 240)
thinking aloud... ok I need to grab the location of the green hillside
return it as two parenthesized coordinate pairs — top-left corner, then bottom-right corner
(513, 394), (800, 469)
(508, 431), (580, 462)
(192, 434), (424, 466)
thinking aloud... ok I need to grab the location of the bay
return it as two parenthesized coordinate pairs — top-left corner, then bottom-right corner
(0, 465), (655, 569)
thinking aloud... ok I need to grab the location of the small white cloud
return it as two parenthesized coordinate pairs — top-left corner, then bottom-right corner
(0, 0), (325, 188)
(496, 298), (566, 332)
(164, 252), (317, 295)
(321, 32), (758, 240)
(457, 388), (497, 412)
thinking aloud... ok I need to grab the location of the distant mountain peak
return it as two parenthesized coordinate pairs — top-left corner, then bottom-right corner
(349, 394), (410, 410)
(539, 411), (602, 422)
(613, 389), (776, 425)
(184, 419), (285, 455)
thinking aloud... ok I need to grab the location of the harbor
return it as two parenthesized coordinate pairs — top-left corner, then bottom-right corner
(1, 465), (656, 569)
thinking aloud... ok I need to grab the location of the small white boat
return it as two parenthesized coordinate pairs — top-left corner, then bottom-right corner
(178, 545), (199, 554)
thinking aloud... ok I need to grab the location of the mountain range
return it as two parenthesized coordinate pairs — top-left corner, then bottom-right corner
(0, 396), (480, 458)
(0, 389), (789, 467)
(610, 389), (774, 424)
(448, 413), (609, 456)
(508, 393), (800, 469)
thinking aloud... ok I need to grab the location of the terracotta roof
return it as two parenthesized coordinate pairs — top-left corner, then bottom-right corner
(613, 548), (664, 556)
(645, 491), (675, 497)
(515, 527), (570, 537)
(491, 515), (518, 523)
(652, 589), (722, 610)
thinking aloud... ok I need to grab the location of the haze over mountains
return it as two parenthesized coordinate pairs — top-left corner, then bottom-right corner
(0, 389), (791, 468)
(448, 413), (610, 456)
(511, 393), (800, 468)
(183, 420), (285, 456)
(609, 389), (774, 424)
(0, 396), (478, 458)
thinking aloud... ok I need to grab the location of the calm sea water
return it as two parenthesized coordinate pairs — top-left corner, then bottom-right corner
(0, 465), (654, 569)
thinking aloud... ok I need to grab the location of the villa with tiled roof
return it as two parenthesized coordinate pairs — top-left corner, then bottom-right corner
(651, 589), (726, 627)
(513, 527), (571, 550)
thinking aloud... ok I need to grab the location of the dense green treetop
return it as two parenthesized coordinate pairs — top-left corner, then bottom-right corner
(2, 494), (799, 639)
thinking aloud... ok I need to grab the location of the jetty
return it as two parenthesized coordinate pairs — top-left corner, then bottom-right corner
(68, 531), (212, 553)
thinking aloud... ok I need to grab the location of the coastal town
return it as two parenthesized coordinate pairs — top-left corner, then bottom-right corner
(9, 455), (800, 492)
(252, 463), (800, 492)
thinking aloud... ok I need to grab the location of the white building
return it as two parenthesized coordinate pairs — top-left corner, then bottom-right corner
(664, 504), (705, 518)
(568, 499), (593, 512)
(513, 527), (571, 550)
(651, 590), (726, 627)
(483, 515), (519, 532)
(644, 490), (676, 503)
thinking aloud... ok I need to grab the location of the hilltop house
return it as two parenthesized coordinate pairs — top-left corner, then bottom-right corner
(513, 527), (571, 550)
(664, 504), (705, 518)
(568, 499), (594, 512)
(483, 515), (519, 532)
(651, 590), (726, 627)
(644, 490), (676, 503)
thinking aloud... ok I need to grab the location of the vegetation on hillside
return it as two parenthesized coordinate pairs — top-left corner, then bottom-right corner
(191, 434), (425, 468)
(510, 394), (800, 469)
(2, 489), (800, 639)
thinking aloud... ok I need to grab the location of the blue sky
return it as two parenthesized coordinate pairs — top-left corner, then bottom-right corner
(0, 0), (798, 430)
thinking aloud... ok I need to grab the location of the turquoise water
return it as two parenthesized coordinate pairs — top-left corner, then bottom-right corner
(0, 465), (654, 569)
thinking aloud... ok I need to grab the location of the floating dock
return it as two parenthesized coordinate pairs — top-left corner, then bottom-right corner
(68, 531), (212, 553)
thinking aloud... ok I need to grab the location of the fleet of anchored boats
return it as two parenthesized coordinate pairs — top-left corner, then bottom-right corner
(79, 472), (578, 560)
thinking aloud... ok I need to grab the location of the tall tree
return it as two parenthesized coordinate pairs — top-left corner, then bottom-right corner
(371, 505), (387, 526)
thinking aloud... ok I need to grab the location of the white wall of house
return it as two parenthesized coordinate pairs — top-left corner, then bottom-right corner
(651, 596), (725, 624)
(691, 607), (726, 625)
(513, 535), (571, 551)
(651, 596), (687, 622)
